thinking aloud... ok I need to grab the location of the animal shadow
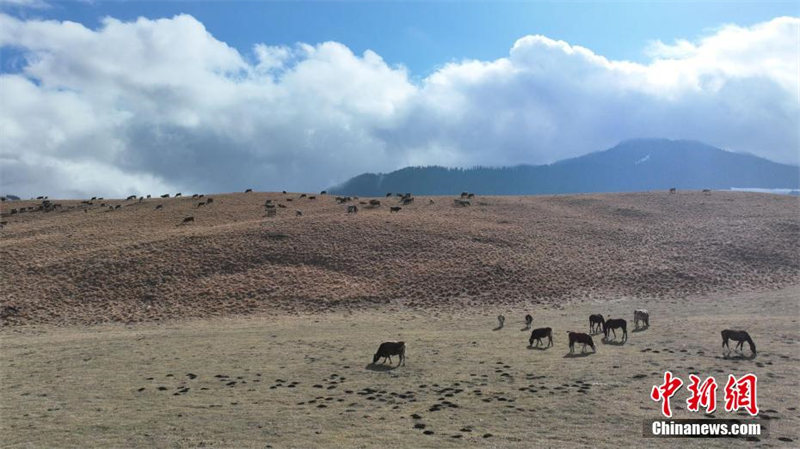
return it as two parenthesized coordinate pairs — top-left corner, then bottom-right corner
(527, 345), (550, 351)
(721, 352), (757, 361)
(492, 325), (504, 331)
(632, 326), (649, 333)
(563, 352), (593, 358)
(365, 363), (399, 372)
(601, 338), (626, 346)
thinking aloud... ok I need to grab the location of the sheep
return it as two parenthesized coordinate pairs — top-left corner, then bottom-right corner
(372, 342), (406, 366)
(529, 327), (553, 347)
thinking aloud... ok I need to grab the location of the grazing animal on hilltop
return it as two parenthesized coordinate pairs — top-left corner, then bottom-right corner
(568, 332), (596, 353)
(308, 196), (316, 200)
(589, 314), (605, 334)
(702, 189), (711, 194)
(369, 199), (381, 207)
(634, 309), (650, 329)
(721, 330), (756, 356)
(181, 216), (194, 224)
(386, 192), (392, 197)
(146, 194), (151, 199)
(529, 327), (553, 347)
(524, 314), (533, 330)
(402, 197), (414, 205)
(603, 318), (627, 341)
(669, 187), (677, 194)
(320, 190), (327, 195)
(175, 193), (182, 197)
(373, 342), (406, 366)
(245, 188), (253, 193)
(192, 194), (198, 198)
(161, 194), (169, 198)
(347, 205), (358, 214)
(460, 192), (469, 198)
(126, 195), (136, 200)
(390, 206), (401, 213)
(454, 199), (470, 207)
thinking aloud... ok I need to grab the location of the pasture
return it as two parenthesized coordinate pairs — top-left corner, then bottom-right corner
(2, 287), (798, 448)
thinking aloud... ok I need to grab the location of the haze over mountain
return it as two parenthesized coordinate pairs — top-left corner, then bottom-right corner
(329, 139), (800, 196)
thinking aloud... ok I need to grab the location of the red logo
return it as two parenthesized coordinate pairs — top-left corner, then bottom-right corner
(686, 374), (718, 413)
(724, 374), (759, 416)
(651, 371), (684, 418)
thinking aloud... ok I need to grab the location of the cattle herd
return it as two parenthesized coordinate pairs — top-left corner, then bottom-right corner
(371, 308), (757, 367)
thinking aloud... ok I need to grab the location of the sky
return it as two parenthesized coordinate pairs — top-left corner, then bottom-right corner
(0, 1), (798, 198)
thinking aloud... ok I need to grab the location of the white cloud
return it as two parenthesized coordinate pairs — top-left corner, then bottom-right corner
(0, 13), (797, 198)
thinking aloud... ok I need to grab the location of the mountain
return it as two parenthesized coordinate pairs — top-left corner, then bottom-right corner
(328, 139), (799, 196)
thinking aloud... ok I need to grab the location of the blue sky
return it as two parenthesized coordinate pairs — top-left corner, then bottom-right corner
(0, 2), (797, 197)
(4, 1), (798, 76)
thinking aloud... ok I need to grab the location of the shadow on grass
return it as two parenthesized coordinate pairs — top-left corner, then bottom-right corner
(601, 338), (626, 346)
(527, 345), (552, 351)
(719, 352), (757, 361)
(633, 326), (649, 333)
(492, 326), (504, 331)
(365, 363), (400, 372)
(563, 351), (594, 358)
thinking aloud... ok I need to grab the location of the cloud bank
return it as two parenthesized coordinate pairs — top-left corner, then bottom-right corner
(0, 13), (797, 198)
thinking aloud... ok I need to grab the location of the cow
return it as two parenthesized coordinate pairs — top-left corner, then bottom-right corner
(320, 190), (327, 195)
(197, 202), (206, 207)
(529, 327), (553, 348)
(126, 195), (137, 201)
(161, 194), (170, 198)
(454, 199), (470, 207)
(299, 194), (307, 198)
(175, 193), (182, 197)
(460, 192), (469, 198)
(634, 309), (649, 330)
(192, 194), (198, 198)
(603, 318), (627, 341)
(390, 207), (401, 213)
(245, 189), (253, 193)
(589, 314), (605, 334)
(278, 204), (286, 208)
(467, 193), (475, 199)
(308, 196), (316, 200)
(568, 332), (596, 353)
(372, 342), (406, 366)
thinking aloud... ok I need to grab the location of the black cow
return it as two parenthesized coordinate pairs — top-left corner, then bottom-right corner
(529, 327), (553, 347)
(568, 332), (596, 353)
(373, 342), (406, 366)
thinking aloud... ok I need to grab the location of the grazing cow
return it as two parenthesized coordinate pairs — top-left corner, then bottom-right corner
(36, 196), (43, 200)
(669, 187), (677, 194)
(126, 195), (136, 200)
(702, 189), (711, 194)
(524, 314), (533, 329)
(721, 330), (756, 356)
(91, 196), (97, 200)
(197, 202), (205, 207)
(589, 314), (605, 334)
(568, 332), (596, 353)
(192, 194), (198, 198)
(245, 189), (253, 193)
(347, 205), (358, 214)
(497, 315), (505, 328)
(175, 193), (182, 197)
(161, 194), (169, 198)
(181, 216), (194, 224)
(390, 206), (401, 213)
(296, 210), (303, 216)
(206, 198), (213, 204)
(198, 194), (204, 198)
(139, 197), (143, 202)
(10, 209), (16, 215)
(529, 328), (553, 348)
(154, 205), (163, 210)
(603, 318), (627, 341)
(282, 190), (287, 194)
(634, 309), (649, 329)
(372, 342), (406, 366)
(114, 205), (121, 209)
(320, 190), (327, 195)
(146, 194), (151, 199)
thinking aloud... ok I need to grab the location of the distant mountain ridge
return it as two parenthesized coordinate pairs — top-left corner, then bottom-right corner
(329, 139), (799, 196)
